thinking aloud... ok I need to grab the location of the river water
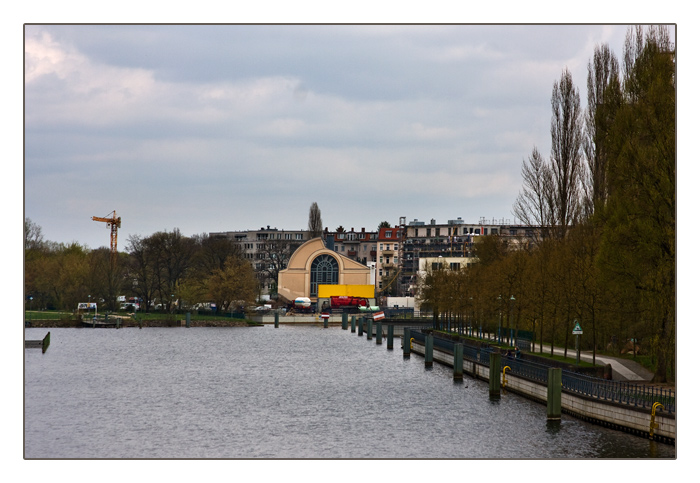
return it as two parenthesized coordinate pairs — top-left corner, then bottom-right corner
(24, 326), (675, 459)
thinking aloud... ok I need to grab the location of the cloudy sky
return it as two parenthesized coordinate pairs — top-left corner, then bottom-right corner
(23, 22), (671, 250)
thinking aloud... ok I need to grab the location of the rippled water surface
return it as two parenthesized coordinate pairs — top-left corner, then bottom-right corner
(24, 326), (675, 459)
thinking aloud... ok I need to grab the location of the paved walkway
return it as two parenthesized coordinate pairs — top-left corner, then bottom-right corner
(548, 346), (654, 382)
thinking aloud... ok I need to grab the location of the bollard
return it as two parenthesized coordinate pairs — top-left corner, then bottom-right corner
(367, 319), (373, 340)
(453, 343), (464, 380)
(358, 317), (364, 336)
(387, 324), (394, 350)
(376, 322), (382, 345)
(324, 316), (329, 328)
(351, 315), (356, 333)
(342, 312), (348, 330)
(274, 312), (279, 328)
(425, 334), (434, 367)
(547, 368), (562, 420)
(186, 312), (191, 328)
(489, 352), (501, 398)
(403, 327), (411, 357)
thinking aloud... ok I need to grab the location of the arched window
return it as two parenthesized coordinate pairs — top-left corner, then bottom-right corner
(310, 254), (338, 296)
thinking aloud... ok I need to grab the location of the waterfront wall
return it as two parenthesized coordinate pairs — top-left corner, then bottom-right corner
(410, 341), (675, 444)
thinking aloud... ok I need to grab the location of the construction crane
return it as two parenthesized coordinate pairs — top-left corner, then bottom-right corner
(92, 210), (121, 269)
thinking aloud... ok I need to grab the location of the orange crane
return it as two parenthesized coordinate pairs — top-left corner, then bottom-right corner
(92, 210), (121, 268)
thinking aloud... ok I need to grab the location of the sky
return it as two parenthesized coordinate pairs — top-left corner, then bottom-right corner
(22, 22), (665, 251)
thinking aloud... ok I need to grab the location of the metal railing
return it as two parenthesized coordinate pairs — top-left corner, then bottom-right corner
(408, 330), (675, 414)
(562, 371), (676, 414)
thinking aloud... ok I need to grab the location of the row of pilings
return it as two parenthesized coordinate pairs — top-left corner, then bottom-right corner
(271, 311), (564, 420)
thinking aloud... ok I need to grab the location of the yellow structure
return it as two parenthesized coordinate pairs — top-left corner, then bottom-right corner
(318, 284), (375, 298)
(277, 238), (371, 305)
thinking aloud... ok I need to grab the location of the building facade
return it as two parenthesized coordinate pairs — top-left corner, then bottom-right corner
(210, 226), (310, 298)
(277, 238), (371, 307)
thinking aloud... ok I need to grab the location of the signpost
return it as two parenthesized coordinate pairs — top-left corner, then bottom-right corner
(572, 320), (583, 365)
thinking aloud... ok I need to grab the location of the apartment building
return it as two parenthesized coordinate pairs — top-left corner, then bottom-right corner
(376, 225), (403, 296)
(210, 226), (310, 297)
(324, 227), (378, 265)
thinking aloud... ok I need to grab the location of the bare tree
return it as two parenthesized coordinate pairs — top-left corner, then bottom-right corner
(308, 202), (323, 239)
(512, 146), (556, 244)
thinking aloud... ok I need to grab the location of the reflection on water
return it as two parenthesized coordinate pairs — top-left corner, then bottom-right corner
(24, 326), (675, 459)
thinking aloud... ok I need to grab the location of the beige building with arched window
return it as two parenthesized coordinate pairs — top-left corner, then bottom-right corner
(277, 238), (371, 305)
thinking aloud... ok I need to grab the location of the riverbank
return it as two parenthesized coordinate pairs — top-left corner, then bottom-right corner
(24, 318), (260, 328)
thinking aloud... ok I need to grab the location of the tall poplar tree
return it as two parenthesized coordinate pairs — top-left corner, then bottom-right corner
(308, 202), (323, 239)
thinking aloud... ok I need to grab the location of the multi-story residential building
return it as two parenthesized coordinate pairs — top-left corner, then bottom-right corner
(324, 227), (378, 265)
(399, 217), (503, 296)
(210, 226), (310, 298)
(211, 217), (535, 301)
(376, 225), (403, 296)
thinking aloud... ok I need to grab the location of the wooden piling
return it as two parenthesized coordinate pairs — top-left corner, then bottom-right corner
(403, 327), (411, 357)
(387, 324), (394, 349)
(342, 312), (348, 330)
(358, 317), (364, 336)
(274, 312), (279, 328)
(425, 334), (433, 367)
(547, 368), (562, 420)
(453, 343), (463, 380)
(376, 322), (382, 345)
(366, 319), (373, 340)
(186, 312), (191, 328)
(489, 352), (501, 398)
(351, 316), (356, 333)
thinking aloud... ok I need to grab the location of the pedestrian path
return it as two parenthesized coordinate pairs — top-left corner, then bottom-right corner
(548, 346), (653, 381)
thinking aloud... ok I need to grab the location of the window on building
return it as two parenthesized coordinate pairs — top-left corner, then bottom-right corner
(295, 233), (303, 240)
(310, 254), (338, 296)
(475, 228), (481, 235)
(386, 231), (392, 238)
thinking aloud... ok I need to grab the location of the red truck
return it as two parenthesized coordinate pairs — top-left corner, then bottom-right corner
(330, 296), (369, 310)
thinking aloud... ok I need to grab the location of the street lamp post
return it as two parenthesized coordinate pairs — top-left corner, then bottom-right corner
(509, 295), (516, 347)
(497, 295), (502, 344)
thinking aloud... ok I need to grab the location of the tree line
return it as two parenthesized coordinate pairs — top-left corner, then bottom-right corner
(418, 26), (675, 382)
(24, 223), (259, 315)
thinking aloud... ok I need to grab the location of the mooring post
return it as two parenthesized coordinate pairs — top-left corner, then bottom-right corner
(547, 367), (562, 420)
(489, 352), (501, 398)
(323, 315), (329, 328)
(342, 312), (348, 330)
(387, 324), (394, 349)
(274, 311), (279, 328)
(186, 312), (191, 328)
(424, 334), (434, 367)
(454, 343), (464, 380)
(351, 315), (356, 333)
(376, 322), (382, 345)
(403, 327), (411, 357)
(367, 319), (373, 340)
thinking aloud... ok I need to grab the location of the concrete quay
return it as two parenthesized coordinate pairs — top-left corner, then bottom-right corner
(408, 340), (675, 445)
